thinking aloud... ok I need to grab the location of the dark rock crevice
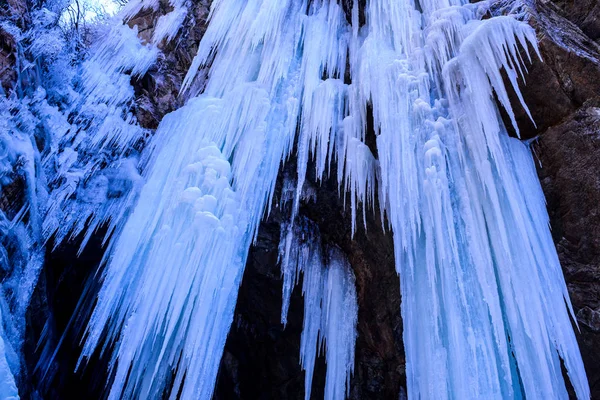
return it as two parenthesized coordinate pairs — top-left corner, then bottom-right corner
(548, 0), (600, 42)
(214, 157), (405, 400)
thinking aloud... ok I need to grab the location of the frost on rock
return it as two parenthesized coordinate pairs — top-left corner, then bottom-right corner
(0, 91), (49, 396)
(42, 21), (156, 249)
(279, 218), (358, 400)
(152, 2), (188, 44)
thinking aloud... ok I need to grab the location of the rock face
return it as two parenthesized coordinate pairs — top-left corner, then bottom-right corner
(0, 30), (17, 95)
(502, 0), (600, 139)
(548, 0), (600, 42)
(0, 0), (25, 94)
(534, 102), (600, 398)
(129, 0), (212, 129)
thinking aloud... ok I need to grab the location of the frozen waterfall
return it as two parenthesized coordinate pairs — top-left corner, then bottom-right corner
(4, 0), (589, 399)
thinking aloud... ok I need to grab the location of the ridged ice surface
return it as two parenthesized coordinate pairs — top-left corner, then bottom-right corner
(13, 0), (588, 399)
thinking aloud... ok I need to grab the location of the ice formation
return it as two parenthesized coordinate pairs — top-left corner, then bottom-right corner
(279, 218), (358, 400)
(0, 0), (592, 399)
(75, 0), (589, 398)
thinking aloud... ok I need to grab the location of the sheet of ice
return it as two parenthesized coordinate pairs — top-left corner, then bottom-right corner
(358, 1), (589, 399)
(78, 97), (250, 400)
(152, 5), (188, 44)
(321, 247), (358, 400)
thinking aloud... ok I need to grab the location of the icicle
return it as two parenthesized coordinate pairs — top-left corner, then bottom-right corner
(278, 218), (358, 400)
(152, 4), (188, 44)
(78, 1), (315, 397)
(79, 102), (249, 399)
(278, 217), (322, 327)
(443, 15), (540, 139)
(298, 230), (325, 400)
(340, 134), (379, 235)
(350, 1), (588, 399)
(321, 247), (358, 400)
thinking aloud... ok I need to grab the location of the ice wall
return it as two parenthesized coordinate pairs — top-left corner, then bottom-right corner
(78, 1), (355, 398)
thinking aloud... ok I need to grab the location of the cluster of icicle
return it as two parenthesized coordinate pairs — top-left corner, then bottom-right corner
(279, 216), (358, 400)
(67, 0), (591, 399)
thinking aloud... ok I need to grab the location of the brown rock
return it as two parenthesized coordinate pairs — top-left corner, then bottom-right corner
(503, 1), (600, 139)
(130, 0), (212, 129)
(534, 101), (600, 398)
(546, 0), (600, 42)
(0, 29), (17, 95)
